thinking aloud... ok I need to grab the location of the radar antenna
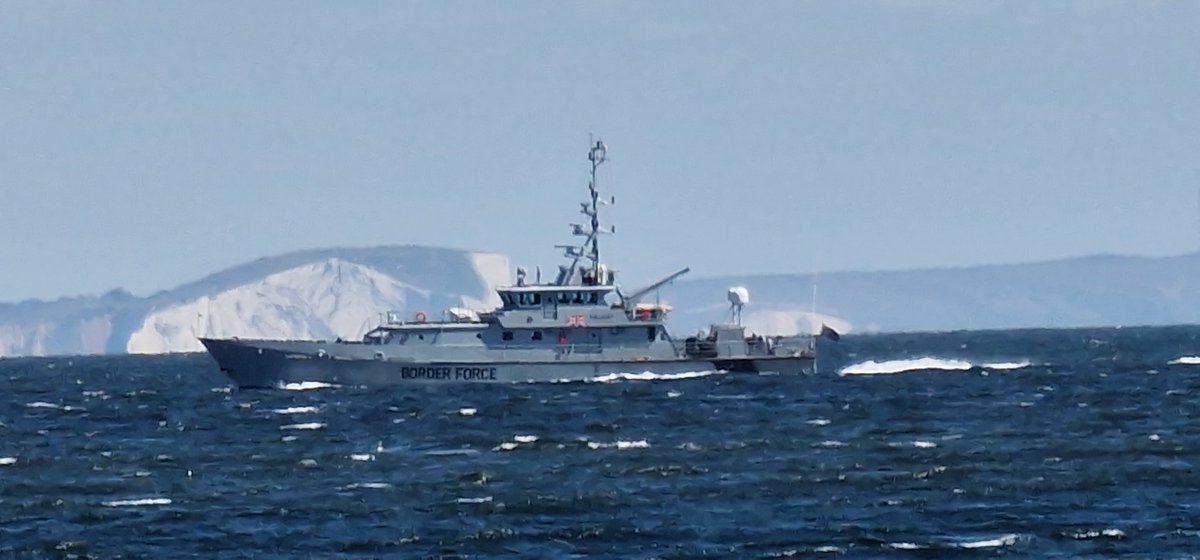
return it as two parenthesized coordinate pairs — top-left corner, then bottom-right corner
(728, 286), (750, 326)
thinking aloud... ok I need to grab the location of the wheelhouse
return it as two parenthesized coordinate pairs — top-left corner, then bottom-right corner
(496, 285), (614, 309)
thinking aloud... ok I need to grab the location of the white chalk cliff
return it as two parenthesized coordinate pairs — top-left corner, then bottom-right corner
(127, 255), (509, 354)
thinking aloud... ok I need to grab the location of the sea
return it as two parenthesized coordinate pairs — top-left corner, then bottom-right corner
(3, 325), (1200, 558)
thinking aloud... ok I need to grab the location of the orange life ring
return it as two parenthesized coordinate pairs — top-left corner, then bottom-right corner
(414, 311), (427, 323)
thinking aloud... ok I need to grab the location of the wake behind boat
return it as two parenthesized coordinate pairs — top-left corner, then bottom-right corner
(200, 140), (822, 387)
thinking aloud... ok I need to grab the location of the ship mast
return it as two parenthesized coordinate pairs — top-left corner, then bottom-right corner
(586, 138), (607, 275)
(556, 137), (612, 285)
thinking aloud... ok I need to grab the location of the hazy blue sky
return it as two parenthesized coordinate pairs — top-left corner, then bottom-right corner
(1, 1), (1197, 301)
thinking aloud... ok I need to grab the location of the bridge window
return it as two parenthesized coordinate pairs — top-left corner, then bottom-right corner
(532, 331), (543, 341)
(558, 292), (571, 304)
(588, 292), (600, 305)
(532, 293), (542, 305)
(502, 331), (513, 341)
(572, 292), (584, 304)
(647, 327), (656, 341)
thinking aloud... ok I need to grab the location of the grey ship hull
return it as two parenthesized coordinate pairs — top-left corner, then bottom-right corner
(200, 337), (814, 388)
(198, 139), (830, 389)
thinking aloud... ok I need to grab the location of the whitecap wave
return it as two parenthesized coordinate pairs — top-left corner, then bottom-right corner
(493, 434), (540, 451)
(280, 422), (325, 430)
(340, 482), (391, 490)
(279, 381), (338, 391)
(1067, 528), (1125, 539)
(806, 418), (831, 426)
(456, 496), (493, 504)
(956, 533), (1019, 549)
(840, 358), (972, 376)
(423, 448), (480, 457)
(103, 497), (172, 507)
(25, 401), (85, 412)
(25, 401), (61, 409)
(1169, 356), (1200, 365)
(349, 453), (375, 461)
(272, 406), (320, 415)
(0, 457), (16, 466)
(457, 408), (477, 416)
(587, 439), (650, 450)
(589, 370), (721, 383)
(839, 357), (1031, 376)
(982, 361), (1031, 370)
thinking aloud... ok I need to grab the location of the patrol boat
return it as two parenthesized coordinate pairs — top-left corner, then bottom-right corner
(200, 140), (819, 387)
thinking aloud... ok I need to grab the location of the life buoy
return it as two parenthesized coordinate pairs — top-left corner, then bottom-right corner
(414, 311), (427, 323)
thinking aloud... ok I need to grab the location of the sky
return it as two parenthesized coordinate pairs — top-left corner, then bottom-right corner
(1, 1), (1198, 301)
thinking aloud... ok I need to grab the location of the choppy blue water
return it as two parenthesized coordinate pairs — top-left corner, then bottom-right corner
(3, 325), (1200, 557)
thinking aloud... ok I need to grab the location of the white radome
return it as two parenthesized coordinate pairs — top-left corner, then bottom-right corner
(727, 286), (750, 306)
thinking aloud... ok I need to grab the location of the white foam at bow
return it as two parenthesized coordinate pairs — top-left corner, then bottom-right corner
(590, 370), (721, 383)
